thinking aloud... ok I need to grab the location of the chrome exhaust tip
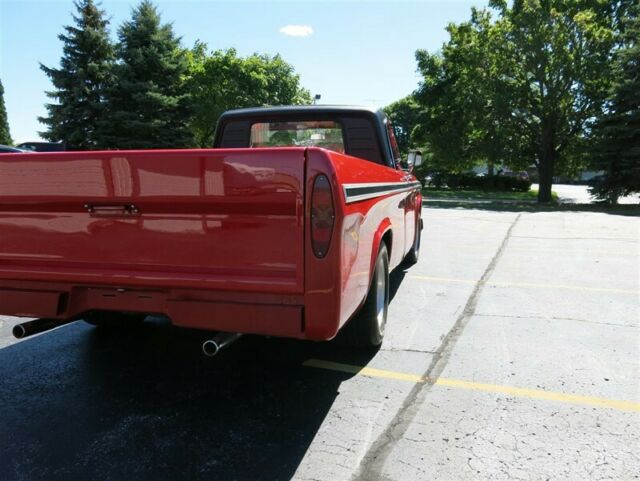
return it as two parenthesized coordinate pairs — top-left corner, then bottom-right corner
(202, 339), (221, 357)
(202, 332), (242, 357)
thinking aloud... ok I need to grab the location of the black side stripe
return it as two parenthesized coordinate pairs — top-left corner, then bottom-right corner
(343, 181), (422, 204)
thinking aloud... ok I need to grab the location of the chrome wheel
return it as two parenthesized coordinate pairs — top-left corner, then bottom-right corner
(375, 256), (386, 332)
(336, 243), (389, 347)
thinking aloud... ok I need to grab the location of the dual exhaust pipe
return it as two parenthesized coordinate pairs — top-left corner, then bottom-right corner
(12, 316), (242, 357)
(12, 317), (77, 339)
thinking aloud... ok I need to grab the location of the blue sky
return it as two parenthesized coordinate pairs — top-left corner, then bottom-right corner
(0, 0), (488, 143)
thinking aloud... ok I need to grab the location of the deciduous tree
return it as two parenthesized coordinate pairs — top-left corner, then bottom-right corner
(413, 0), (623, 202)
(384, 95), (421, 157)
(489, 0), (621, 202)
(187, 45), (311, 147)
(414, 9), (528, 176)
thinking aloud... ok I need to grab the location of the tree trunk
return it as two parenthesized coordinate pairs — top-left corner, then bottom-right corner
(488, 160), (495, 177)
(537, 150), (555, 203)
(537, 126), (556, 203)
(606, 164), (620, 205)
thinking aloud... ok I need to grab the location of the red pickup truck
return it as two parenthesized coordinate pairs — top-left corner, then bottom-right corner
(0, 106), (422, 351)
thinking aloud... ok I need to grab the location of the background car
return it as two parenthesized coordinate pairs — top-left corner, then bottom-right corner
(0, 145), (29, 153)
(15, 142), (65, 152)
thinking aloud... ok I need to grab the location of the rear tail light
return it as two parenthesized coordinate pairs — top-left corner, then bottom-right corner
(311, 174), (335, 258)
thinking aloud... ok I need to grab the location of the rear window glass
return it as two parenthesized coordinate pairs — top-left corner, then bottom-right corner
(250, 121), (345, 153)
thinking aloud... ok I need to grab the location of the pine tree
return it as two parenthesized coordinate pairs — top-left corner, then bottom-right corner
(39, 0), (114, 150)
(590, 5), (640, 203)
(0, 79), (12, 145)
(99, 1), (193, 149)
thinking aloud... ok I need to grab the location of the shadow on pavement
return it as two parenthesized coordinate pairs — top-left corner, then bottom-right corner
(389, 265), (408, 302)
(0, 316), (380, 481)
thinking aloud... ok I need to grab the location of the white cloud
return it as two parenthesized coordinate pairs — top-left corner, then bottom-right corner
(279, 25), (314, 37)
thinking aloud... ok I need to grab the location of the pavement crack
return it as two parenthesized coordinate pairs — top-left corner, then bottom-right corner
(350, 214), (522, 481)
(379, 348), (437, 354)
(511, 235), (638, 242)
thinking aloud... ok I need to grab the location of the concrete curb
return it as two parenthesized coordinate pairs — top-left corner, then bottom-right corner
(423, 198), (537, 205)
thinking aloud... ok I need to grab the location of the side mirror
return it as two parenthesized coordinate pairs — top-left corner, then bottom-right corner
(407, 151), (423, 170)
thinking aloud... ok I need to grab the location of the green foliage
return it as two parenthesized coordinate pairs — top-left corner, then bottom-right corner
(38, 0), (310, 149)
(414, 9), (517, 174)
(39, 0), (114, 149)
(428, 172), (532, 192)
(186, 45), (311, 147)
(0, 79), (11, 145)
(414, 0), (624, 202)
(98, 1), (193, 149)
(589, 4), (640, 203)
(383, 95), (421, 156)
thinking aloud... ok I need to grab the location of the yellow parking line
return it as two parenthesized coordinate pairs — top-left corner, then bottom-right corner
(304, 359), (424, 383)
(303, 359), (640, 413)
(436, 378), (640, 412)
(505, 247), (638, 257)
(490, 280), (639, 295)
(427, 244), (638, 257)
(408, 275), (639, 295)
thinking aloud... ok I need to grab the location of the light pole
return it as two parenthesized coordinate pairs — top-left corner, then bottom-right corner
(313, 94), (321, 105)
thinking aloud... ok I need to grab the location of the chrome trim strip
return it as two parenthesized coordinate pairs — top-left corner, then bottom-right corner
(343, 180), (422, 204)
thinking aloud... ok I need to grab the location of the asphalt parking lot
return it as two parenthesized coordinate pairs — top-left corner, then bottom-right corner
(1, 206), (638, 481)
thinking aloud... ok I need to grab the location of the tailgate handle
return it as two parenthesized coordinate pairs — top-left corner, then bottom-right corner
(84, 203), (139, 217)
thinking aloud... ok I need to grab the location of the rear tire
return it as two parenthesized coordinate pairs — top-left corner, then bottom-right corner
(404, 217), (422, 266)
(338, 243), (389, 348)
(84, 311), (146, 329)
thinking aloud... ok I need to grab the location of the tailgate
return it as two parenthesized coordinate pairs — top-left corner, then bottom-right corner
(0, 148), (306, 294)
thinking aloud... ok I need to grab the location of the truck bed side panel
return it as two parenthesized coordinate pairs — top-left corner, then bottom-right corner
(0, 149), (305, 295)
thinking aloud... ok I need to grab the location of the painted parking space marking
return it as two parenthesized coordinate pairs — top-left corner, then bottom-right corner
(304, 359), (425, 383)
(505, 246), (638, 257)
(303, 359), (640, 413)
(408, 275), (639, 295)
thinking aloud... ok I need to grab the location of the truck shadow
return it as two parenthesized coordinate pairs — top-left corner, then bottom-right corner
(0, 319), (378, 481)
(389, 265), (408, 302)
